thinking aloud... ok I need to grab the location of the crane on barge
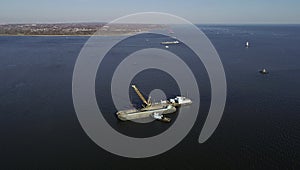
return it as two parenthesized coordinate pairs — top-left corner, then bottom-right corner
(131, 85), (151, 108)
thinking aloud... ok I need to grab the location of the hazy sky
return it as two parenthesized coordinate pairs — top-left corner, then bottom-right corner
(1, 0), (300, 24)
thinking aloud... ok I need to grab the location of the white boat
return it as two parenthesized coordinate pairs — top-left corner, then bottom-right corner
(151, 112), (171, 122)
(245, 41), (250, 48)
(259, 68), (269, 74)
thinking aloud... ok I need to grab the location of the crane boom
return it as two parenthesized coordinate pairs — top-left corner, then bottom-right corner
(131, 85), (151, 107)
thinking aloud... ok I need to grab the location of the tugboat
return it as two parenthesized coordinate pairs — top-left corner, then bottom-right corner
(151, 112), (171, 123)
(259, 68), (269, 74)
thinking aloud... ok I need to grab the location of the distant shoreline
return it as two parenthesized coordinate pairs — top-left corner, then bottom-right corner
(0, 23), (164, 37)
(0, 34), (91, 37)
(0, 32), (145, 37)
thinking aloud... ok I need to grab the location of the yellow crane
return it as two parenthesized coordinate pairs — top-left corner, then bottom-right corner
(131, 85), (151, 107)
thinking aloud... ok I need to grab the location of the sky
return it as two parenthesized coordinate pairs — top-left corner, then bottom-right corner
(1, 0), (300, 24)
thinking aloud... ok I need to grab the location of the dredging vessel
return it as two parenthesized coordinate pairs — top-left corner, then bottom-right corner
(116, 85), (192, 122)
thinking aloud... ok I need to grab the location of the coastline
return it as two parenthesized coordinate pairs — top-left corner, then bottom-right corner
(0, 23), (162, 37)
(0, 32), (148, 37)
(0, 34), (92, 37)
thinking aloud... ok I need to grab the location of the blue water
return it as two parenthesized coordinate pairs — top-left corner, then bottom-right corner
(0, 25), (300, 169)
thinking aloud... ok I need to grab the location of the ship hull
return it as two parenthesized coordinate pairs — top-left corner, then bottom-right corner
(117, 103), (176, 121)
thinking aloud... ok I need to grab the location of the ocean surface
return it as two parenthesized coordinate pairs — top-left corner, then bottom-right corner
(0, 25), (300, 169)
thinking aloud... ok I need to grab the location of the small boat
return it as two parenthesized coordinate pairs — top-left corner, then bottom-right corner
(165, 45), (169, 49)
(259, 68), (269, 74)
(151, 112), (171, 123)
(245, 41), (250, 48)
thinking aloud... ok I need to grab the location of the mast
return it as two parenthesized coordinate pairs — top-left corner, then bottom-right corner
(131, 85), (151, 107)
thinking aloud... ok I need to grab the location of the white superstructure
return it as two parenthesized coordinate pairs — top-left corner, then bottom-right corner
(170, 96), (193, 105)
